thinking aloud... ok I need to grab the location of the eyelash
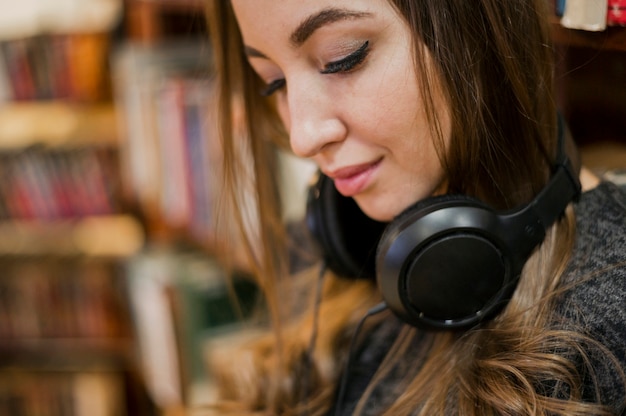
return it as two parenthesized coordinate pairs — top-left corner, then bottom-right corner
(321, 40), (369, 74)
(261, 78), (286, 97)
(260, 40), (370, 97)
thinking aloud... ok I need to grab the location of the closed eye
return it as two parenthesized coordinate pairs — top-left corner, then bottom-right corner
(321, 40), (369, 74)
(261, 78), (286, 97)
(259, 40), (370, 97)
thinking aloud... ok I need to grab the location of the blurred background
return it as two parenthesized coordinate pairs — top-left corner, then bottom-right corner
(0, 0), (624, 415)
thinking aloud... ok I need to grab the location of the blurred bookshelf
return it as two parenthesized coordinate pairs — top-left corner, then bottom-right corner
(0, 1), (157, 415)
(550, 0), (626, 176)
(114, 1), (265, 414)
(0, 0), (293, 416)
(111, 40), (217, 247)
(2, 0), (231, 412)
(124, 248), (263, 412)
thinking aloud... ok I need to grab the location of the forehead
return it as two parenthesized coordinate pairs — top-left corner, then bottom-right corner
(230, 0), (396, 45)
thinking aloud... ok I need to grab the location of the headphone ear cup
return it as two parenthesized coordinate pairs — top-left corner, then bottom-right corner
(377, 194), (515, 330)
(306, 174), (386, 279)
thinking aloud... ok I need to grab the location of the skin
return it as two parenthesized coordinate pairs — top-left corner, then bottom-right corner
(231, 0), (451, 221)
(580, 166), (600, 191)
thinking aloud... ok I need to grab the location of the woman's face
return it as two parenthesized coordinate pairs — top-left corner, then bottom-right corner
(232, 0), (450, 221)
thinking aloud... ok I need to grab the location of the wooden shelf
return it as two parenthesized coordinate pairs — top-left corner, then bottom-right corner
(0, 102), (119, 149)
(580, 141), (626, 172)
(0, 215), (145, 257)
(551, 18), (626, 51)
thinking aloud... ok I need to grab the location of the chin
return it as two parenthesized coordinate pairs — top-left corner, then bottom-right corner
(360, 179), (448, 222)
(355, 198), (406, 223)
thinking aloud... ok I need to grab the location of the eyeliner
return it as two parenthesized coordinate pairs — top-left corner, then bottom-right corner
(321, 40), (370, 74)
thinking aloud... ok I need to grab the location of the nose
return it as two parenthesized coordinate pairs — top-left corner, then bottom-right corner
(280, 77), (347, 158)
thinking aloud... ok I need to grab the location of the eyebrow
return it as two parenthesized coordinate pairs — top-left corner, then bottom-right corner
(243, 8), (372, 59)
(290, 8), (372, 46)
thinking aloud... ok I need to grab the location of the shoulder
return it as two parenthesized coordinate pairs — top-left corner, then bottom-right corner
(574, 180), (626, 240)
(567, 180), (626, 282)
(577, 180), (626, 225)
(560, 181), (626, 333)
(557, 181), (626, 411)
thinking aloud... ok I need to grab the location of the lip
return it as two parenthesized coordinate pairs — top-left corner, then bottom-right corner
(325, 158), (382, 197)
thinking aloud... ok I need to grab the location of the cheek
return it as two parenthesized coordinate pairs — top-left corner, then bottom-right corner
(357, 76), (425, 149)
(362, 59), (421, 126)
(276, 95), (291, 134)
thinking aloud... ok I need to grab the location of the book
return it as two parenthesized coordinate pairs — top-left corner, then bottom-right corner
(124, 248), (262, 408)
(0, 146), (121, 220)
(0, 257), (131, 340)
(0, 38), (36, 100)
(561, 0), (609, 31)
(111, 41), (215, 237)
(0, 33), (113, 102)
(155, 76), (193, 227)
(0, 46), (10, 102)
(607, 0), (626, 26)
(182, 78), (216, 241)
(555, 0), (567, 17)
(125, 250), (184, 409)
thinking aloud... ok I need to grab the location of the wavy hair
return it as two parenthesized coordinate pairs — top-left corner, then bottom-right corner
(204, 0), (621, 414)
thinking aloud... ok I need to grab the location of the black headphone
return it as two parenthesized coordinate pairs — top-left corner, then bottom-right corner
(305, 119), (581, 330)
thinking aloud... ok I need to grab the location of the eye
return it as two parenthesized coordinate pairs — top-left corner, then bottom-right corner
(261, 78), (286, 97)
(321, 41), (369, 75)
(258, 40), (370, 97)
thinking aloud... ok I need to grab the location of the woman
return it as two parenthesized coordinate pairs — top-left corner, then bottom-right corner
(205, 0), (626, 414)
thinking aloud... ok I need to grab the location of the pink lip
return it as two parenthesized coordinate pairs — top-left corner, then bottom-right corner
(326, 159), (381, 197)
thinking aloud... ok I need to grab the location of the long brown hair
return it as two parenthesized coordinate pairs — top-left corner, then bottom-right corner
(394, 0), (556, 206)
(205, 0), (619, 414)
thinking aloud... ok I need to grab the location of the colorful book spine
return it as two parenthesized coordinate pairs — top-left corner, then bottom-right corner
(607, 0), (626, 26)
(556, 0), (567, 17)
(0, 258), (129, 340)
(0, 147), (120, 221)
(561, 0), (609, 31)
(0, 33), (110, 103)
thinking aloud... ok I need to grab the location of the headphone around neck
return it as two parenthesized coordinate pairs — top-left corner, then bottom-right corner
(305, 119), (581, 330)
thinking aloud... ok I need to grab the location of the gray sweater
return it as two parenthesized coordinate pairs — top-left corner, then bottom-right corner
(334, 181), (626, 415)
